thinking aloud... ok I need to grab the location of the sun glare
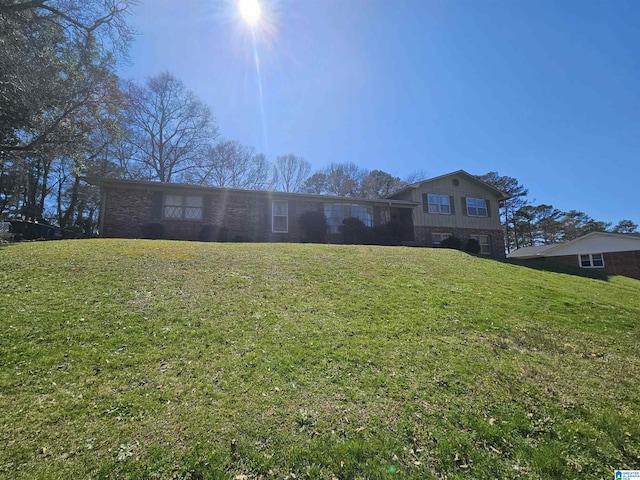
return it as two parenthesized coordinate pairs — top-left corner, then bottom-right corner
(238, 0), (261, 27)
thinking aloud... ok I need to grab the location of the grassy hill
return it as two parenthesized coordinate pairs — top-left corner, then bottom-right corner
(1, 239), (639, 479)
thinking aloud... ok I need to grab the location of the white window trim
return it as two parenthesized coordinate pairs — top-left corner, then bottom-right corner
(466, 197), (488, 217)
(272, 201), (288, 233)
(579, 253), (605, 268)
(163, 194), (203, 220)
(427, 194), (451, 215)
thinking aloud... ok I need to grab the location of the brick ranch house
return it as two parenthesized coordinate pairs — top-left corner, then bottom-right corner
(507, 232), (640, 280)
(88, 170), (510, 256)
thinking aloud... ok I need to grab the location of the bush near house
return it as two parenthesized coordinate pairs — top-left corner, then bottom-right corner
(298, 210), (328, 243)
(140, 222), (164, 239)
(372, 218), (413, 246)
(341, 217), (371, 244)
(464, 237), (481, 254)
(440, 235), (462, 250)
(199, 224), (228, 242)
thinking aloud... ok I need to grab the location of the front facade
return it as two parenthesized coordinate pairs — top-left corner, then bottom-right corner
(90, 170), (509, 256)
(93, 178), (417, 244)
(507, 232), (640, 280)
(387, 170), (509, 255)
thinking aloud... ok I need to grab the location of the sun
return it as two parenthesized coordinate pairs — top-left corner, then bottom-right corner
(238, 0), (262, 27)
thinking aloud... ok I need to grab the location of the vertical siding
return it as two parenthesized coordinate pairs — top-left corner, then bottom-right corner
(410, 176), (502, 230)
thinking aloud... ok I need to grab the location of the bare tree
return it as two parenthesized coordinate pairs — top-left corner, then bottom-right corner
(404, 169), (429, 184)
(325, 162), (366, 196)
(302, 163), (407, 198)
(274, 154), (311, 192)
(123, 72), (217, 182)
(302, 162), (365, 196)
(187, 140), (275, 190)
(360, 170), (406, 198)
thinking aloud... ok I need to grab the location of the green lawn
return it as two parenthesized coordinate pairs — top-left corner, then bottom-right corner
(1, 239), (639, 479)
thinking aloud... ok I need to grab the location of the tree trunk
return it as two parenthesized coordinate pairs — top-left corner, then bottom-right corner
(60, 174), (81, 228)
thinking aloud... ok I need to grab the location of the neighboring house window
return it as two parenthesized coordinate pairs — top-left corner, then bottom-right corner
(431, 232), (452, 246)
(272, 201), (288, 233)
(163, 194), (203, 220)
(579, 253), (604, 268)
(466, 197), (488, 217)
(427, 194), (451, 214)
(470, 234), (491, 255)
(324, 204), (373, 234)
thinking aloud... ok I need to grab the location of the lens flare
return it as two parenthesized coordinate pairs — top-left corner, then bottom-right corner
(238, 0), (261, 27)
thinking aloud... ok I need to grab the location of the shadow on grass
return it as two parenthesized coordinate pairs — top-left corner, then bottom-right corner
(501, 257), (610, 281)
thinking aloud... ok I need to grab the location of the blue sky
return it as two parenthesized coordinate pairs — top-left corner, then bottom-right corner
(119, 0), (639, 226)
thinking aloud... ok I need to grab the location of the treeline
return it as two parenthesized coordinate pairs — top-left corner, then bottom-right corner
(475, 172), (638, 252)
(1, 2), (636, 244)
(0, 2), (421, 235)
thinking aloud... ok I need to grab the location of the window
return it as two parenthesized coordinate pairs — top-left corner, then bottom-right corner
(163, 194), (203, 220)
(470, 234), (491, 255)
(466, 197), (488, 217)
(431, 232), (452, 246)
(324, 204), (373, 234)
(272, 201), (288, 233)
(427, 194), (451, 214)
(579, 253), (604, 268)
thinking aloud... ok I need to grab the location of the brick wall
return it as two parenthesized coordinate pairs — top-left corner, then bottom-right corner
(210, 190), (269, 242)
(102, 186), (327, 243)
(549, 251), (640, 280)
(413, 226), (506, 258)
(102, 188), (154, 238)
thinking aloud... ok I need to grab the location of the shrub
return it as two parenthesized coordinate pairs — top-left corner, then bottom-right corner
(341, 217), (371, 244)
(199, 224), (228, 242)
(373, 218), (413, 245)
(298, 210), (328, 243)
(140, 222), (164, 239)
(464, 238), (481, 254)
(440, 235), (462, 250)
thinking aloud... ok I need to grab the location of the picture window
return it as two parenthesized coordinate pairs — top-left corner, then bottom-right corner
(163, 195), (203, 220)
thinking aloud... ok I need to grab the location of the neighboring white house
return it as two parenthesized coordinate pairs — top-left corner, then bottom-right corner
(507, 232), (640, 279)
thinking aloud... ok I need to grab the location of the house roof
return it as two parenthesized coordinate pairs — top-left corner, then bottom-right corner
(507, 231), (640, 259)
(387, 170), (511, 201)
(83, 177), (419, 209)
(506, 244), (559, 259)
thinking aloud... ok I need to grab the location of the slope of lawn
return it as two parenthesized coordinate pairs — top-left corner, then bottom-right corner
(1, 239), (639, 479)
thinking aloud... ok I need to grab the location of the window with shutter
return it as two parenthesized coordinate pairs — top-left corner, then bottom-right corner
(426, 194), (451, 214)
(466, 198), (488, 217)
